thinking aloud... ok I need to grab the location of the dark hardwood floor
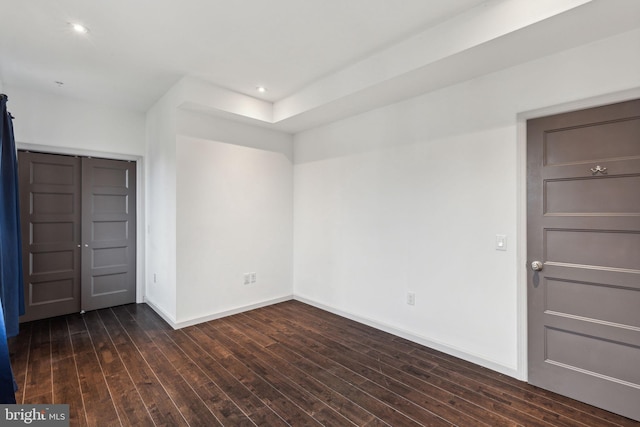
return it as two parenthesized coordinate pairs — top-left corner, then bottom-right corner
(8, 300), (639, 426)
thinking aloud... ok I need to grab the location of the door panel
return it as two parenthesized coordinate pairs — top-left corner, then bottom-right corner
(544, 117), (640, 164)
(545, 175), (640, 214)
(545, 278), (640, 327)
(19, 152), (81, 322)
(527, 99), (640, 421)
(19, 152), (136, 321)
(545, 229), (640, 269)
(81, 157), (136, 311)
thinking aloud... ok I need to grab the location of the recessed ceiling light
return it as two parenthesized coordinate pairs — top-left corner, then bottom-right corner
(256, 86), (267, 93)
(70, 23), (89, 34)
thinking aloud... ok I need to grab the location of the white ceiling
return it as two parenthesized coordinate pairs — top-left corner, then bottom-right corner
(0, 0), (486, 109)
(1, 0), (639, 132)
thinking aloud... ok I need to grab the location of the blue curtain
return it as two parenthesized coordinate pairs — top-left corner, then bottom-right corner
(0, 294), (16, 403)
(0, 93), (24, 403)
(0, 95), (24, 337)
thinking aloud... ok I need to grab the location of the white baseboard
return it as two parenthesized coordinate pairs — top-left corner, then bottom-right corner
(145, 295), (294, 330)
(145, 293), (519, 379)
(143, 297), (178, 326)
(293, 296), (520, 379)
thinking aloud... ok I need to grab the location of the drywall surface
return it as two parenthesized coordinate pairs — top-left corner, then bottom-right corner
(6, 85), (144, 156)
(145, 89), (179, 322)
(145, 89), (294, 327)
(293, 29), (640, 374)
(175, 111), (293, 324)
(176, 133), (293, 324)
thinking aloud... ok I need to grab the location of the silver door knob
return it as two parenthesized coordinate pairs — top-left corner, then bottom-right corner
(531, 261), (543, 271)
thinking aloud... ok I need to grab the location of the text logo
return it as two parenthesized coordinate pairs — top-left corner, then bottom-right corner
(1, 405), (69, 426)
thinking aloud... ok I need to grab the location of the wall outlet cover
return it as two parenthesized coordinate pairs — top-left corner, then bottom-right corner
(407, 292), (415, 305)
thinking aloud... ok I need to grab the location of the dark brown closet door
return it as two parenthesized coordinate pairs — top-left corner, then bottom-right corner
(81, 157), (136, 311)
(19, 152), (136, 321)
(19, 152), (81, 322)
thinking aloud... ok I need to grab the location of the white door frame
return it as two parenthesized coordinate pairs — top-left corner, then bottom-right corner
(16, 142), (146, 305)
(515, 87), (640, 381)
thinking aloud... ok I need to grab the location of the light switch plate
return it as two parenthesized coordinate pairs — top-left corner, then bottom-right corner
(496, 234), (507, 251)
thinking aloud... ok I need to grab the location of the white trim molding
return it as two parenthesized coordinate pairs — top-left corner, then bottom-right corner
(147, 295), (294, 330)
(294, 296), (520, 379)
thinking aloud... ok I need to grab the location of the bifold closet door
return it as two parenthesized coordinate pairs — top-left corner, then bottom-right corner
(19, 152), (81, 322)
(81, 157), (136, 311)
(19, 152), (136, 322)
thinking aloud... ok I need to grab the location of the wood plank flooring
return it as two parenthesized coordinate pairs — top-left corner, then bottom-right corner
(8, 300), (639, 426)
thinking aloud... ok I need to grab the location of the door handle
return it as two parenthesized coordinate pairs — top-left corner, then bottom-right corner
(531, 261), (543, 271)
(590, 165), (607, 175)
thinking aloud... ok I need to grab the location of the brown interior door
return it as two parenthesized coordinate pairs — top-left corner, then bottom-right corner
(19, 152), (136, 321)
(527, 99), (640, 421)
(19, 152), (81, 322)
(81, 157), (136, 311)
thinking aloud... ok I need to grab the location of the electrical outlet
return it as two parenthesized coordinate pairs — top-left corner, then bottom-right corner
(407, 292), (415, 306)
(243, 273), (251, 285)
(250, 272), (257, 283)
(153, 273), (157, 283)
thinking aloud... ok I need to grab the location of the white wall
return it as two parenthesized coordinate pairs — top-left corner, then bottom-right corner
(5, 85), (144, 156)
(293, 29), (640, 377)
(145, 87), (180, 322)
(174, 111), (293, 326)
(144, 99), (294, 327)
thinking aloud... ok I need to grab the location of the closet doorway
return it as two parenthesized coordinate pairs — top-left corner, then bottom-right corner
(18, 151), (136, 322)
